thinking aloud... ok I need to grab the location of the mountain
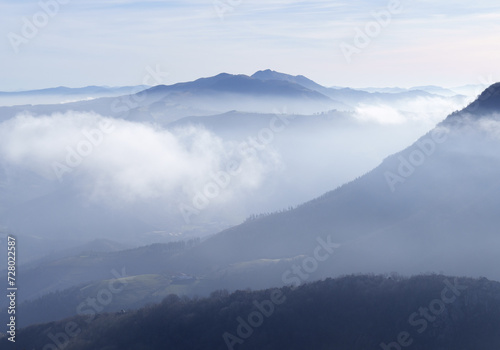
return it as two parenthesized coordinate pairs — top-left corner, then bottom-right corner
(163, 82), (500, 284)
(143, 72), (344, 115)
(5, 275), (500, 350)
(148, 72), (326, 98)
(0, 72), (345, 125)
(250, 70), (467, 109)
(451, 82), (500, 116)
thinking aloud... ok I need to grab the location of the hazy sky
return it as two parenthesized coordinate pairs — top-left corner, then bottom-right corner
(1, 0), (499, 90)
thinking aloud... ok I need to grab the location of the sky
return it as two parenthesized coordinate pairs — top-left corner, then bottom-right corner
(1, 0), (499, 91)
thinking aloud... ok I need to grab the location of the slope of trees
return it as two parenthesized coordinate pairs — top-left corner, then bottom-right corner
(3, 274), (500, 350)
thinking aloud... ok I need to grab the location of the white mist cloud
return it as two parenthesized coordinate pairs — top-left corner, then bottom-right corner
(477, 116), (500, 139)
(0, 112), (282, 207)
(353, 96), (467, 126)
(354, 104), (406, 124)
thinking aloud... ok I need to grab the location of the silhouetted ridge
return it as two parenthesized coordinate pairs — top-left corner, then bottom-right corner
(145, 72), (331, 99)
(456, 82), (500, 117)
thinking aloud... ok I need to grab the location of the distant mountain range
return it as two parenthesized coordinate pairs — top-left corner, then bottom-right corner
(247, 70), (468, 108)
(0, 70), (468, 124)
(356, 85), (462, 97)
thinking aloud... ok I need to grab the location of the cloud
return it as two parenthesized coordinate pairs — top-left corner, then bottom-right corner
(0, 112), (282, 206)
(477, 116), (500, 137)
(353, 96), (467, 125)
(354, 104), (406, 124)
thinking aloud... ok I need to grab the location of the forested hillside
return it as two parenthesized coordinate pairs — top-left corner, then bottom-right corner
(4, 274), (500, 350)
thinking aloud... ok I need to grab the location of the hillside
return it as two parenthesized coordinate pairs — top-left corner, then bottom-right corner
(164, 82), (500, 282)
(3, 275), (500, 350)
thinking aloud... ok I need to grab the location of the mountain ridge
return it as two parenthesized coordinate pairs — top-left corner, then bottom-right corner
(146, 72), (333, 101)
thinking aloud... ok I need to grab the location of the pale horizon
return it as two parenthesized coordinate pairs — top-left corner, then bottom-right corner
(0, 69), (495, 93)
(1, 0), (499, 91)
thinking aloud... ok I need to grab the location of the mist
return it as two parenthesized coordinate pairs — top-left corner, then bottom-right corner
(0, 91), (466, 247)
(3, 0), (500, 346)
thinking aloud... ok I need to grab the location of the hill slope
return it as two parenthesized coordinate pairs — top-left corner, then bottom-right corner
(4, 275), (500, 350)
(166, 82), (500, 282)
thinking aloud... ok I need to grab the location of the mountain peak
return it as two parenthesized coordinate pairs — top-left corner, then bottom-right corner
(252, 69), (289, 80)
(442, 82), (500, 124)
(463, 82), (500, 114)
(252, 69), (306, 81)
(255, 69), (274, 74)
(251, 69), (325, 91)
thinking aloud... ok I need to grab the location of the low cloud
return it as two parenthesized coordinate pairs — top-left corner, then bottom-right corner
(0, 112), (282, 207)
(354, 104), (406, 124)
(353, 96), (467, 126)
(477, 116), (500, 138)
